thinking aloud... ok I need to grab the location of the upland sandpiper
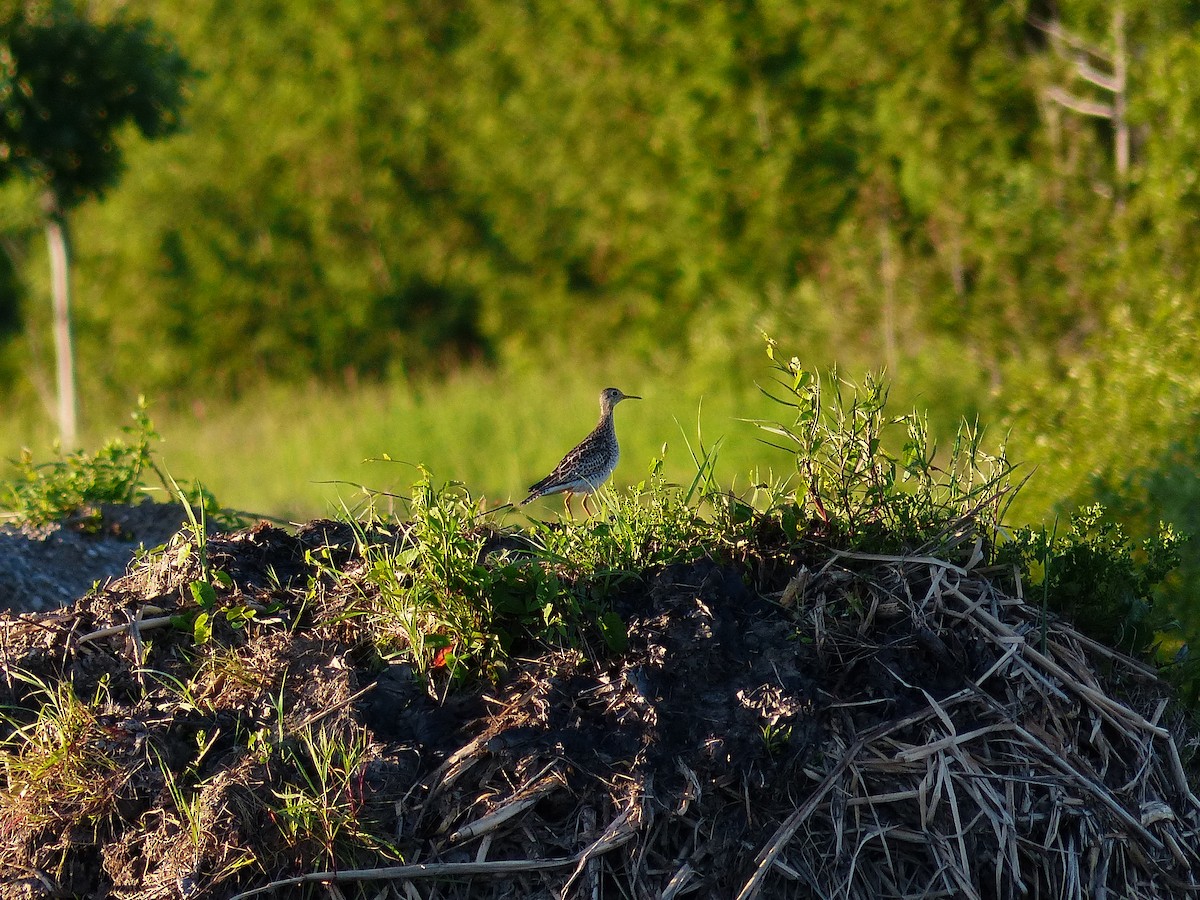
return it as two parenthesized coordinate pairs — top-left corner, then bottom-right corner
(521, 387), (641, 516)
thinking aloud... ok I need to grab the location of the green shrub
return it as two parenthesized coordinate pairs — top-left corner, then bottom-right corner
(999, 504), (1184, 658)
(751, 339), (1016, 559)
(0, 401), (159, 528)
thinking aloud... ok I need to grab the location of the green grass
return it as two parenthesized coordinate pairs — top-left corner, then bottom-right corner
(0, 354), (997, 523)
(0, 366), (761, 520)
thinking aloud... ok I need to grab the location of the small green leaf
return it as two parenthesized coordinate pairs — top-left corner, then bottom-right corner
(193, 611), (212, 645)
(598, 611), (627, 653)
(226, 605), (256, 629)
(190, 580), (217, 610)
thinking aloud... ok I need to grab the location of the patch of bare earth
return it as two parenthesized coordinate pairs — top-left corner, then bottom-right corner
(1, 516), (1198, 898)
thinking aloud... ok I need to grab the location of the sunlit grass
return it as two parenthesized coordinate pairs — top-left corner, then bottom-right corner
(0, 353), (995, 522)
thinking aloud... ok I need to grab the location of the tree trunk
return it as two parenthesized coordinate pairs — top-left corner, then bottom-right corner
(1112, 3), (1129, 202)
(43, 194), (77, 449)
(879, 220), (898, 374)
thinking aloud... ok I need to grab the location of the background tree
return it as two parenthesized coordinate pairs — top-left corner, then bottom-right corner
(0, 0), (188, 446)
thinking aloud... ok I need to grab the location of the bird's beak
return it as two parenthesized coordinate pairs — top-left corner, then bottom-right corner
(624, 394), (642, 401)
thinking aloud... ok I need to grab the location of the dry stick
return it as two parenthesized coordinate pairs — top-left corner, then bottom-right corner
(950, 745), (1013, 897)
(1050, 622), (1161, 680)
(954, 590), (1168, 738)
(474, 833), (493, 864)
(830, 549), (970, 576)
(919, 565), (947, 615)
(850, 762), (904, 889)
(1024, 640), (1168, 738)
(575, 806), (600, 900)
(422, 734), (488, 799)
(226, 858), (576, 900)
(226, 826), (637, 900)
(939, 753), (977, 899)
(78, 614), (176, 644)
(559, 798), (642, 898)
(735, 737), (864, 900)
(291, 681), (378, 734)
(971, 641), (1021, 686)
(660, 862), (698, 900)
(449, 778), (560, 844)
(1165, 739), (1200, 813)
(895, 723), (1015, 763)
(844, 788), (921, 807)
(1009, 723), (1164, 852)
(938, 606), (1072, 703)
(424, 680), (547, 802)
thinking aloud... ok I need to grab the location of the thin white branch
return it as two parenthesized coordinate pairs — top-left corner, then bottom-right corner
(1045, 86), (1114, 120)
(1073, 56), (1119, 93)
(1027, 13), (1110, 62)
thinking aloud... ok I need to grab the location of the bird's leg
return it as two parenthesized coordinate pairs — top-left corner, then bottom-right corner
(581, 492), (594, 517)
(563, 491), (574, 518)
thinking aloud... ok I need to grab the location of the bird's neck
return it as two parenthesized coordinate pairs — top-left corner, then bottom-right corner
(596, 407), (617, 434)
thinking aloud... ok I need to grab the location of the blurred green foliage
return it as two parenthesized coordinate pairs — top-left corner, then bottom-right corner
(1000, 505), (1183, 658)
(0, 399), (158, 528)
(4, 0), (1196, 394)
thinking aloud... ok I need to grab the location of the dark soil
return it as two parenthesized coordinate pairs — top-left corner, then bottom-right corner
(1, 512), (1198, 899)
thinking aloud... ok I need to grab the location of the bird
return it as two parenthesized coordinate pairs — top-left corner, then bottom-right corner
(521, 387), (641, 516)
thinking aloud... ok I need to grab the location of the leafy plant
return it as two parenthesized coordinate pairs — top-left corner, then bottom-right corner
(761, 722), (794, 757)
(0, 400), (159, 528)
(530, 455), (718, 578)
(269, 724), (400, 868)
(752, 338), (1017, 557)
(999, 505), (1184, 658)
(344, 458), (720, 680)
(348, 471), (532, 678)
(155, 472), (255, 646)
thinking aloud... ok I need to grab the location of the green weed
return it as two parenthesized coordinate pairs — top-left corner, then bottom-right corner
(334, 344), (1026, 684)
(0, 399), (159, 528)
(0, 673), (125, 839)
(529, 456), (717, 577)
(761, 722), (793, 757)
(151, 736), (215, 854)
(160, 472), (250, 646)
(752, 338), (1017, 557)
(343, 457), (722, 680)
(347, 471), (515, 678)
(999, 505), (1184, 658)
(269, 723), (399, 868)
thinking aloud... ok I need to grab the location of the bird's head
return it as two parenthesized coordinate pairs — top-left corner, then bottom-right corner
(601, 387), (641, 411)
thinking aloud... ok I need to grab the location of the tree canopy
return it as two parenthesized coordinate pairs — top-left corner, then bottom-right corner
(0, 0), (1197, 397)
(0, 0), (189, 208)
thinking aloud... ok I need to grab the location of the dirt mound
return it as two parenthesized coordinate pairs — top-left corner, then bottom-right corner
(1, 519), (1198, 898)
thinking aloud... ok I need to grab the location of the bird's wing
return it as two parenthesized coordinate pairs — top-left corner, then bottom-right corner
(527, 428), (604, 494)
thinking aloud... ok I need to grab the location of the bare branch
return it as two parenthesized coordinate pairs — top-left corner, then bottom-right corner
(1072, 56), (1119, 93)
(1045, 86), (1114, 120)
(1026, 13), (1111, 63)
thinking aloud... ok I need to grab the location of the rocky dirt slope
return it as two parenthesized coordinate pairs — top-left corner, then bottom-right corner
(0, 503), (190, 614)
